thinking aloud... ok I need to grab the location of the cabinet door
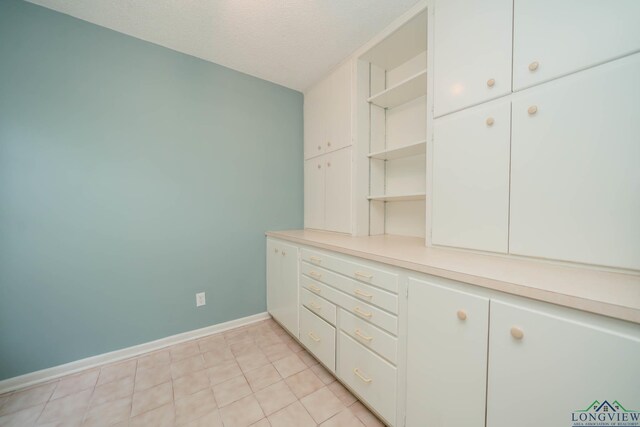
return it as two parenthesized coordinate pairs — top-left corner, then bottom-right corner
(266, 239), (280, 317)
(487, 299), (640, 427)
(304, 82), (326, 159)
(510, 54), (640, 269)
(513, 0), (640, 91)
(277, 242), (299, 336)
(327, 61), (352, 153)
(324, 148), (352, 233)
(304, 157), (325, 230)
(432, 99), (511, 253)
(433, 0), (513, 116)
(406, 278), (489, 427)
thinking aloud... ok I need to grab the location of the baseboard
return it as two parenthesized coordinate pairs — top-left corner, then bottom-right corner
(0, 312), (271, 394)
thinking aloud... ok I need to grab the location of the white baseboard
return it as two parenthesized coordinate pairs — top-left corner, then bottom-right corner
(0, 312), (271, 394)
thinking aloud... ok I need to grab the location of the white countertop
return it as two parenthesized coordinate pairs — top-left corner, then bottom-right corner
(266, 229), (640, 324)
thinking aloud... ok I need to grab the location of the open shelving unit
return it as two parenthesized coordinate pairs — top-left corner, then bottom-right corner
(358, 9), (428, 239)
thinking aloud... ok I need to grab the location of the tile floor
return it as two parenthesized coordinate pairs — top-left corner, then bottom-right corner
(0, 318), (386, 427)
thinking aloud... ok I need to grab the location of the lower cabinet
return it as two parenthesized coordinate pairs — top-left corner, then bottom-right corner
(406, 274), (640, 427)
(299, 306), (336, 371)
(338, 332), (397, 423)
(266, 238), (299, 337)
(487, 299), (640, 427)
(406, 278), (489, 427)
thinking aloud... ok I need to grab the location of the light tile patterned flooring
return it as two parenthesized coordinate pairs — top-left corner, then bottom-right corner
(0, 318), (386, 427)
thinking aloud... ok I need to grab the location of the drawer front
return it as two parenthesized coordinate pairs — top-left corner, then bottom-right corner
(301, 248), (398, 293)
(301, 262), (398, 314)
(299, 306), (336, 371)
(300, 287), (337, 325)
(301, 274), (398, 335)
(339, 309), (397, 364)
(300, 274), (343, 307)
(338, 332), (397, 424)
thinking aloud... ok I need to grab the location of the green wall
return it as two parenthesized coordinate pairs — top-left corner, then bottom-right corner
(0, 0), (303, 380)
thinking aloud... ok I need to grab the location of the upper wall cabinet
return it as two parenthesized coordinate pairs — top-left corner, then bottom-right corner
(513, 0), (640, 91)
(510, 54), (640, 270)
(432, 98), (511, 253)
(304, 61), (352, 160)
(433, 0), (513, 117)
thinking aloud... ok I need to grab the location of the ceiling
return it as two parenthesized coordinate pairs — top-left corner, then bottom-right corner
(26, 0), (421, 92)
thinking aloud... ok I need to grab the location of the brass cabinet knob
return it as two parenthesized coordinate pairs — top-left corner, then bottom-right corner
(510, 326), (524, 340)
(528, 105), (538, 115)
(487, 78), (496, 87)
(486, 117), (495, 126)
(529, 61), (539, 71)
(457, 310), (467, 321)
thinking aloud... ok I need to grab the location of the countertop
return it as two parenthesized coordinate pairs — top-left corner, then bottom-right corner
(266, 229), (640, 324)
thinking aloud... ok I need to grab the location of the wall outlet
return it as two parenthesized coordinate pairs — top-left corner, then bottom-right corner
(196, 292), (206, 307)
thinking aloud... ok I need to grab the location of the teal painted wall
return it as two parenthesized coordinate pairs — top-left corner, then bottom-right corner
(0, 0), (303, 380)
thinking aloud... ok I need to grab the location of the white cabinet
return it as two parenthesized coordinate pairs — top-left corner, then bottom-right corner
(510, 54), (640, 269)
(304, 61), (352, 159)
(324, 148), (352, 233)
(304, 147), (352, 233)
(304, 157), (325, 230)
(513, 0), (640, 91)
(432, 98), (511, 253)
(266, 239), (299, 336)
(487, 299), (640, 427)
(433, 0), (513, 116)
(406, 278), (489, 427)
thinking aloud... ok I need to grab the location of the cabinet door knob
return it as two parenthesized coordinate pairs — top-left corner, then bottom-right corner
(317, 145), (322, 150)
(274, 248), (279, 253)
(281, 251), (286, 256)
(487, 78), (495, 87)
(529, 61), (539, 71)
(457, 310), (467, 321)
(486, 117), (495, 126)
(317, 164), (321, 169)
(510, 326), (524, 340)
(528, 105), (538, 115)
(327, 141), (331, 147)
(327, 162), (331, 167)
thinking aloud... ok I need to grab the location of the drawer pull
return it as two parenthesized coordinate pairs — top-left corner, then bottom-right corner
(528, 61), (539, 71)
(354, 271), (373, 280)
(487, 78), (495, 87)
(354, 289), (373, 299)
(528, 105), (538, 115)
(510, 326), (524, 340)
(308, 302), (322, 311)
(353, 307), (373, 319)
(308, 285), (322, 294)
(486, 117), (494, 126)
(309, 256), (323, 264)
(457, 310), (467, 321)
(308, 332), (321, 342)
(308, 271), (322, 279)
(354, 329), (373, 342)
(353, 368), (373, 384)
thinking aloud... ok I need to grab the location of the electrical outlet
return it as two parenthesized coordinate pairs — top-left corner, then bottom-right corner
(196, 292), (206, 307)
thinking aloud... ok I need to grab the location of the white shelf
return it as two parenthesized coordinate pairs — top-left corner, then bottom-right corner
(368, 193), (426, 202)
(359, 10), (428, 70)
(368, 140), (427, 161)
(368, 70), (427, 109)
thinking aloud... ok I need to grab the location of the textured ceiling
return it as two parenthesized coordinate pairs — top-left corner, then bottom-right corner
(25, 0), (421, 91)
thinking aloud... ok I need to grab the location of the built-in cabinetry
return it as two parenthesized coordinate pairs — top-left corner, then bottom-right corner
(266, 236), (640, 427)
(303, 61), (353, 234)
(430, 0), (640, 269)
(265, 239), (299, 336)
(299, 247), (401, 425)
(406, 276), (640, 427)
(359, 10), (428, 238)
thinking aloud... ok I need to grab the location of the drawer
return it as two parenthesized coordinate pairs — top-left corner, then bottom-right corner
(301, 248), (398, 293)
(299, 306), (336, 371)
(301, 274), (398, 335)
(300, 287), (337, 325)
(338, 332), (397, 424)
(301, 262), (398, 314)
(339, 309), (397, 364)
